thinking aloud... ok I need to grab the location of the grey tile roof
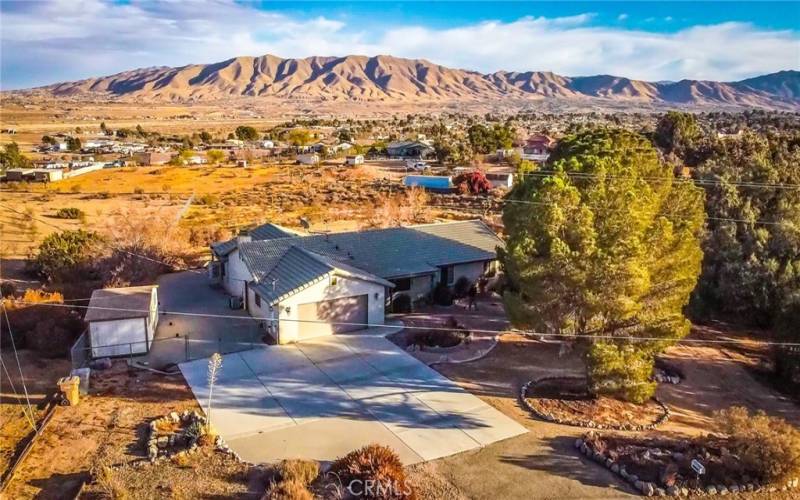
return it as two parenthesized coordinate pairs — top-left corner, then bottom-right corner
(84, 285), (156, 322)
(250, 223), (296, 241)
(237, 219), (502, 280)
(250, 246), (333, 304)
(211, 223), (295, 257)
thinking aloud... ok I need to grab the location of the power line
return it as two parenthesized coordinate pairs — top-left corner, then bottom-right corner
(0, 357), (37, 431)
(2, 303), (37, 432)
(0, 203), (204, 275)
(519, 170), (800, 190)
(13, 300), (800, 348)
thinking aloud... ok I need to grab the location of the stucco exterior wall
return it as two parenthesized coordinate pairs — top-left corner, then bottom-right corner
(391, 274), (434, 303)
(222, 249), (251, 298)
(89, 317), (147, 357)
(246, 286), (279, 340)
(450, 261), (487, 287)
(272, 274), (386, 344)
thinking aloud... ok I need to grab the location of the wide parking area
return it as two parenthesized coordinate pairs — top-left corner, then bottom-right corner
(179, 332), (526, 464)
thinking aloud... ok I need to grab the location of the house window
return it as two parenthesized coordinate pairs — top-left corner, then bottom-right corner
(255, 293), (261, 308)
(392, 278), (411, 292)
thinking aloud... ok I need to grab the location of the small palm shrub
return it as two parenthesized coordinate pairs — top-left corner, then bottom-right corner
(453, 276), (471, 298)
(432, 282), (453, 306)
(392, 293), (412, 313)
(331, 444), (414, 499)
(714, 406), (800, 483)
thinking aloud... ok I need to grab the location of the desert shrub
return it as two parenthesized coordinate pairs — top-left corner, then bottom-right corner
(133, 186), (145, 195)
(94, 465), (130, 500)
(453, 276), (471, 298)
(70, 184), (82, 193)
(392, 293), (412, 314)
(1, 281), (16, 298)
(3, 289), (83, 357)
(714, 406), (800, 483)
(432, 282), (453, 306)
(54, 207), (84, 220)
(276, 459), (319, 485)
(331, 444), (413, 499)
(265, 479), (313, 500)
(194, 193), (218, 206)
(411, 330), (464, 348)
(586, 342), (656, 404)
(31, 229), (103, 282)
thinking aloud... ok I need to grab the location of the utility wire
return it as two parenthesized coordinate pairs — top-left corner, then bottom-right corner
(0, 203), (204, 275)
(518, 170), (800, 190)
(13, 300), (800, 348)
(0, 357), (37, 431)
(1, 303), (37, 433)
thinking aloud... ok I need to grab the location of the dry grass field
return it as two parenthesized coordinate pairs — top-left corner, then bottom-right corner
(0, 163), (438, 262)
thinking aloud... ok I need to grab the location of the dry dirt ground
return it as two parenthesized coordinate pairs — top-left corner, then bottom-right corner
(0, 350), (71, 477)
(2, 361), (200, 499)
(416, 327), (800, 500)
(0, 163), (438, 260)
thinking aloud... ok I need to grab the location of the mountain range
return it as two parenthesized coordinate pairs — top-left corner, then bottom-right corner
(15, 54), (800, 109)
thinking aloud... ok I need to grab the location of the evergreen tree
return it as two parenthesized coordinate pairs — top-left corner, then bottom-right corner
(500, 128), (705, 401)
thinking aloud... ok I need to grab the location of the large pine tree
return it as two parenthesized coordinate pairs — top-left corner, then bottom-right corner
(499, 128), (705, 401)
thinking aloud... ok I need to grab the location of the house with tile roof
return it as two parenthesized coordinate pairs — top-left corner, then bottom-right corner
(209, 220), (503, 344)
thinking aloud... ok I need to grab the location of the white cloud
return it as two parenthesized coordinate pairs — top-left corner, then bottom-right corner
(1, 0), (798, 89)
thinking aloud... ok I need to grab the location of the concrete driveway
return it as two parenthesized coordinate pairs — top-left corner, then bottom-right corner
(144, 271), (263, 367)
(179, 330), (527, 464)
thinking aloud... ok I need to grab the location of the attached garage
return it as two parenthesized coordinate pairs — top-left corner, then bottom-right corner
(298, 294), (368, 338)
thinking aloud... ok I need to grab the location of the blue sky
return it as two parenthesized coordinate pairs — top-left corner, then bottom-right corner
(1, 1), (798, 89)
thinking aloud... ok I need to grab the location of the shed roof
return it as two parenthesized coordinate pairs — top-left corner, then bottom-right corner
(84, 285), (157, 322)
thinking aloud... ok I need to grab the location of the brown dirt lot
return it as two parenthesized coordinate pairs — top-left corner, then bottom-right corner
(0, 350), (71, 478)
(1, 163), (456, 266)
(2, 361), (199, 499)
(420, 328), (800, 500)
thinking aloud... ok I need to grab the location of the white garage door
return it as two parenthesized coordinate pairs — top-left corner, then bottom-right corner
(297, 295), (368, 340)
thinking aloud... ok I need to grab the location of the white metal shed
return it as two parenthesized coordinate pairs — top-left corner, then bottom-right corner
(84, 285), (159, 358)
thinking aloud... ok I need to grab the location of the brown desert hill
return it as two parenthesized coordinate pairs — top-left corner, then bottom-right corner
(12, 53), (800, 109)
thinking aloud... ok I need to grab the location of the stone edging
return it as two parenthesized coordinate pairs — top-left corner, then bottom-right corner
(145, 410), (243, 463)
(574, 435), (800, 497)
(429, 335), (501, 366)
(520, 376), (670, 431)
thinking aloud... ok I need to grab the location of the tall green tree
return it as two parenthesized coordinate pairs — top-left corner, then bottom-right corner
(692, 131), (800, 325)
(655, 111), (700, 156)
(500, 128), (705, 401)
(234, 125), (259, 142)
(0, 142), (31, 170)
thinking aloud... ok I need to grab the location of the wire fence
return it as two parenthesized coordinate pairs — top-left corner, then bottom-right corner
(70, 328), (268, 370)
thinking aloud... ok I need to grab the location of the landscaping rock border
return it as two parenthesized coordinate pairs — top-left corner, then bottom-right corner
(573, 434), (800, 497)
(520, 376), (670, 431)
(145, 410), (242, 463)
